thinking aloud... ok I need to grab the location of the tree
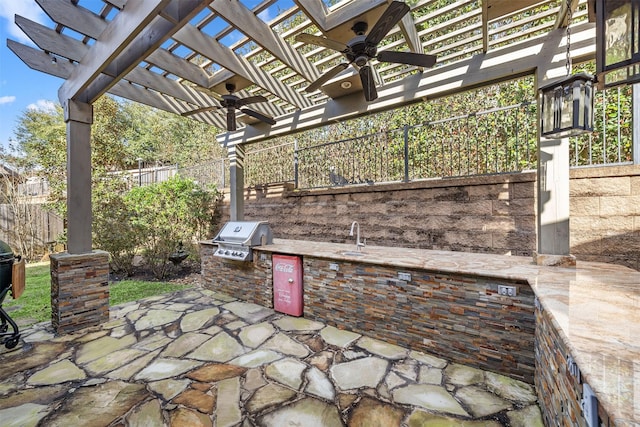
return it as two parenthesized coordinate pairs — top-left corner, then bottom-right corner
(6, 95), (227, 263)
(120, 101), (225, 167)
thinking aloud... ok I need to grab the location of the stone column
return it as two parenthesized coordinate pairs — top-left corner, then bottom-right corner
(50, 251), (109, 334)
(64, 99), (93, 254)
(228, 144), (245, 221)
(51, 100), (109, 334)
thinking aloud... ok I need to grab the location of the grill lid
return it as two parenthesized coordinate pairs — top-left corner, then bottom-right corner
(213, 221), (272, 246)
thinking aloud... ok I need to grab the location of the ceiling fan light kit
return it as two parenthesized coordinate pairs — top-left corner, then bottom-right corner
(182, 82), (276, 132)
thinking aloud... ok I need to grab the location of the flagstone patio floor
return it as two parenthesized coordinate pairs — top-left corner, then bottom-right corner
(0, 287), (543, 426)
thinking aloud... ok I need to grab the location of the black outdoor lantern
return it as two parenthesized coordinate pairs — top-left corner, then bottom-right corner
(539, 73), (595, 138)
(594, 0), (640, 88)
(539, 0), (595, 139)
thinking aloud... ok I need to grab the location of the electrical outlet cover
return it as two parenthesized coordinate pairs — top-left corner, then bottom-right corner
(581, 383), (598, 427)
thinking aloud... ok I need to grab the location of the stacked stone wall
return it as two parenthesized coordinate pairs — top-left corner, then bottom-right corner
(230, 173), (537, 257)
(219, 165), (640, 270)
(535, 304), (612, 426)
(200, 243), (272, 307)
(569, 164), (640, 270)
(50, 251), (109, 334)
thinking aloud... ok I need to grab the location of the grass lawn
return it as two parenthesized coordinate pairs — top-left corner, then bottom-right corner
(3, 262), (192, 327)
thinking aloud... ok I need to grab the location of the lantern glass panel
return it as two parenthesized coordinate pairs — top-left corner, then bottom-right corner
(604, 2), (633, 68)
(542, 89), (556, 134)
(561, 86), (574, 130)
(575, 84), (584, 128)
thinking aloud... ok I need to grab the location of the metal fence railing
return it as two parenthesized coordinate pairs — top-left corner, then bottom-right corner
(179, 159), (228, 189)
(245, 142), (296, 187)
(295, 102), (539, 189)
(570, 84), (634, 167)
(244, 83), (634, 190)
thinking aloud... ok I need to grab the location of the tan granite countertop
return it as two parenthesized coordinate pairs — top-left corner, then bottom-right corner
(246, 239), (640, 426)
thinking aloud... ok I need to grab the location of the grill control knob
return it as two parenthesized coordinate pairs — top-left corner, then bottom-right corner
(225, 250), (230, 255)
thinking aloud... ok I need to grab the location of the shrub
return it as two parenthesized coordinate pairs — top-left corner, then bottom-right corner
(125, 176), (221, 279)
(93, 177), (139, 275)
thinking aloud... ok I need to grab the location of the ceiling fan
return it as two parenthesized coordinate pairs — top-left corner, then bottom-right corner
(182, 83), (276, 131)
(295, 1), (436, 102)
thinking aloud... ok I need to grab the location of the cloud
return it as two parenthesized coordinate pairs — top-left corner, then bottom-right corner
(0, 3), (48, 44)
(0, 96), (16, 105)
(27, 99), (57, 112)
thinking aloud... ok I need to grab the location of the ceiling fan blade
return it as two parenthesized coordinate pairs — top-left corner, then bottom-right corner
(295, 33), (348, 52)
(359, 65), (378, 102)
(365, 1), (410, 46)
(181, 105), (220, 117)
(241, 108), (277, 125)
(236, 95), (268, 107)
(377, 50), (437, 68)
(306, 62), (350, 93)
(227, 109), (237, 132)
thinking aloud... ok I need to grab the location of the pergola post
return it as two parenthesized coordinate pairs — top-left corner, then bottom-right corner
(535, 137), (575, 266)
(228, 144), (245, 221)
(64, 99), (93, 254)
(50, 99), (109, 334)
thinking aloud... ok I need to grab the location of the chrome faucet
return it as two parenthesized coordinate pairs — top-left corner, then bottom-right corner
(349, 221), (366, 251)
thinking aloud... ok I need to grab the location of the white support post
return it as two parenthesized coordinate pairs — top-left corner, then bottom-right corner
(228, 144), (245, 221)
(534, 33), (576, 267)
(536, 136), (574, 265)
(64, 99), (93, 254)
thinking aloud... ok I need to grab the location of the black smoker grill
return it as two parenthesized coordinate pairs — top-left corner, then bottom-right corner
(213, 221), (273, 261)
(0, 240), (22, 349)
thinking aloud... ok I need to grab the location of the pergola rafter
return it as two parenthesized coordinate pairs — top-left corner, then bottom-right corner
(8, 0), (591, 135)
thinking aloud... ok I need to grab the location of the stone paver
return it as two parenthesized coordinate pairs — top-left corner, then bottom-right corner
(320, 325), (360, 347)
(26, 360), (85, 385)
(306, 366), (335, 400)
(180, 308), (220, 332)
(134, 358), (202, 381)
(393, 383), (469, 417)
(0, 403), (49, 427)
(0, 288), (545, 427)
(330, 356), (388, 390)
(357, 336), (408, 359)
(187, 331), (245, 362)
(238, 322), (275, 347)
(265, 358), (306, 390)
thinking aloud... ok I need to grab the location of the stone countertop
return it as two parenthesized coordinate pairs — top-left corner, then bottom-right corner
(248, 239), (640, 426)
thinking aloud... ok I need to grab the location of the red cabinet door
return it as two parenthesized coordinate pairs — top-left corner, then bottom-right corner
(273, 254), (303, 316)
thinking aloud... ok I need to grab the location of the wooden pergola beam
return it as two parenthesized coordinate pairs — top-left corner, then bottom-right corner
(15, 15), (88, 63)
(36, 0), (107, 39)
(146, 48), (212, 88)
(174, 24), (312, 109)
(210, 0), (321, 83)
(58, 0), (211, 104)
(7, 39), (226, 128)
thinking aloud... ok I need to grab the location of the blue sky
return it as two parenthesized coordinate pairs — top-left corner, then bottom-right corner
(0, 0), (291, 153)
(0, 2), (61, 152)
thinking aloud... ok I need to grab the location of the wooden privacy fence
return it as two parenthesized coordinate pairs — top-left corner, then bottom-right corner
(0, 203), (64, 259)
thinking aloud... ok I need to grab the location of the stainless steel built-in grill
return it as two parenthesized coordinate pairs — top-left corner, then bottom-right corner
(212, 221), (273, 261)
